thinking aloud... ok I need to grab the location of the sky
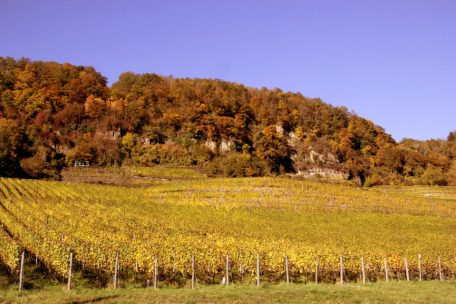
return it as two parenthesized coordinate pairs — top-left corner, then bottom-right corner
(1, 0), (455, 141)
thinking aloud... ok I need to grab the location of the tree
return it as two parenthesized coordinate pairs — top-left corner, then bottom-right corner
(121, 132), (137, 159)
(20, 145), (64, 178)
(448, 160), (456, 185)
(65, 140), (98, 166)
(0, 118), (26, 177)
(253, 126), (294, 174)
(84, 95), (107, 120)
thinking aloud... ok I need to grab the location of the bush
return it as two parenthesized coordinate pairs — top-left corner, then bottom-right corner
(65, 140), (98, 166)
(364, 173), (382, 187)
(21, 146), (64, 179)
(132, 143), (194, 166)
(421, 166), (448, 186)
(203, 153), (267, 177)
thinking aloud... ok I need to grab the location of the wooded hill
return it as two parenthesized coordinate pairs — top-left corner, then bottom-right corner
(1, 57), (455, 185)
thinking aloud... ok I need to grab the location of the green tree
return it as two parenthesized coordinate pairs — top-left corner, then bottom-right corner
(121, 132), (137, 159)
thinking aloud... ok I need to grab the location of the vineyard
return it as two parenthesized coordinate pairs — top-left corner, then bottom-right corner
(0, 172), (455, 290)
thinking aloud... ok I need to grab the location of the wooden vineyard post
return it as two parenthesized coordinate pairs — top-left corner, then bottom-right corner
(113, 252), (119, 289)
(361, 256), (366, 284)
(418, 254), (422, 282)
(438, 256), (443, 281)
(339, 256), (343, 285)
(315, 256), (319, 284)
(191, 255), (195, 290)
(154, 256), (158, 289)
(96, 261), (100, 286)
(256, 254), (260, 286)
(384, 258), (389, 282)
(19, 251), (25, 291)
(68, 252), (73, 290)
(404, 258), (410, 281)
(285, 255), (290, 284)
(225, 255), (229, 286)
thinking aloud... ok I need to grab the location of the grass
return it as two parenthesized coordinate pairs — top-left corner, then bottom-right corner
(0, 281), (455, 304)
(125, 165), (207, 179)
(61, 165), (206, 186)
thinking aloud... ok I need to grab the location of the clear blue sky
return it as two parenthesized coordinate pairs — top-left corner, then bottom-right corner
(1, 0), (455, 141)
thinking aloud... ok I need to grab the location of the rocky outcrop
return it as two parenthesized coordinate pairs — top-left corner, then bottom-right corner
(94, 129), (121, 140)
(294, 167), (348, 179)
(204, 139), (234, 153)
(205, 139), (217, 151)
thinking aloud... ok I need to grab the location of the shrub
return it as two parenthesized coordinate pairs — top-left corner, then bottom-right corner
(204, 153), (267, 177)
(364, 173), (382, 187)
(132, 143), (194, 166)
(21, 146), (64, 179)
(421, 166), (448, 186)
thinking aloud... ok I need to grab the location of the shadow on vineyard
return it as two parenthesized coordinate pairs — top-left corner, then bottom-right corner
(0, 264), (14, 290)
(0, 257), (58, 291)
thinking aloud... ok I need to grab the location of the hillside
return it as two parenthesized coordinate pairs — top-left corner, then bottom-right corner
(1, 57), (455, 185)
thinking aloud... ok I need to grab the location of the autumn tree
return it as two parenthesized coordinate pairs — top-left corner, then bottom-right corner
(254, 126), (294, 174)
(0, 118), (27, 177)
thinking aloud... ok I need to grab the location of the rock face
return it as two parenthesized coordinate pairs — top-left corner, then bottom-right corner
(220, 140), (233, 153)
(291, 143), (347, 180)
(300, 150), (338, 164)
(204, 140), (217, 151)
(138, 136), (150, 145)
(275, 125), (284, 135)
(95, 129), (121, 140)
(287, 131), (299, 146)
(294, 167), (348, 179)
(204, 139), (233, 153)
